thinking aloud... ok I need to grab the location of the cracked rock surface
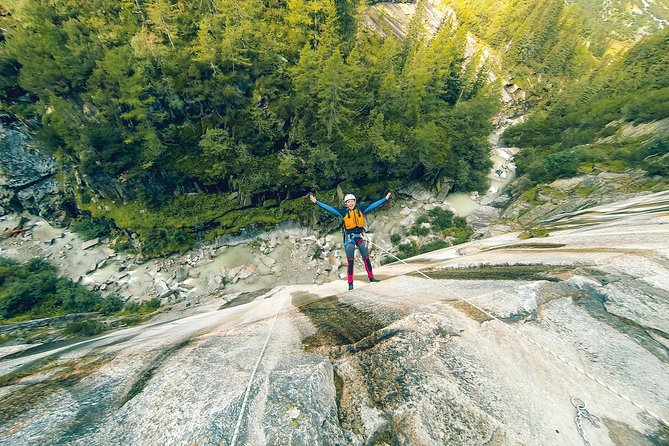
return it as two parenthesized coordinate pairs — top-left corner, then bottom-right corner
(1, 192), (668, 445)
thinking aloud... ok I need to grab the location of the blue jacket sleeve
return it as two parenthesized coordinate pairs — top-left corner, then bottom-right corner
(361, 197), (388, 214)
(315, 201), (344, 218)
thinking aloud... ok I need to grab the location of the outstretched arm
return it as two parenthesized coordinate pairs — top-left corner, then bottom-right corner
(309, 193), (344, 218)
(362, 192), (391, 214)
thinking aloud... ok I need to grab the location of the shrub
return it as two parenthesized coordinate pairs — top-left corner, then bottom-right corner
(442, 225), (473, 245)
(409, 226), (429, 236)
(110, 235), (136, 253)
(122, 298), (161, 315)
(415, 215), (429, 225)
(142, 228), (195, 257)
(518, 228), (550, 239)
(0, 257), (105, 320)
(427, 207), (455, 230)
(0, 258), (140, 323)
(410, 207), (458, 236)
(71, 214), (115, 240)
(63, 319), (106, 336)
(397, 242), (418, 259)
(418, 240), (448, 253)
(99, 295), (124, 315)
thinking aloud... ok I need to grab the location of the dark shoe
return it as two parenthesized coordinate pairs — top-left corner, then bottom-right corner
(348, 283), (354, 290)
(369, 278), (380, 283)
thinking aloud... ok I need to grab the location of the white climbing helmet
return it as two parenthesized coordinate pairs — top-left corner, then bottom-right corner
(344, 194), (356, 202)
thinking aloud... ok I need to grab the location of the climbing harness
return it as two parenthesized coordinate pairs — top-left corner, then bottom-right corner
(344, 231), (368, 246)
(571, 397), (601, 446)
(366, 239), (669, 429)
(231, 289), (286, 446)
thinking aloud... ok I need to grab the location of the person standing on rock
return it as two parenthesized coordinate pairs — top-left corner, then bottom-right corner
(309, 192), (391, 290)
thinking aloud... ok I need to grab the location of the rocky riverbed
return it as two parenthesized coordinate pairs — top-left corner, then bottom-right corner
(1, 191), (668, 445)
(0, 189), (466, 311)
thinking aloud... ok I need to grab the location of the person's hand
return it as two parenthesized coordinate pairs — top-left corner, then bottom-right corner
(309, 193), (317, 203)
(385, 192), (391, 200)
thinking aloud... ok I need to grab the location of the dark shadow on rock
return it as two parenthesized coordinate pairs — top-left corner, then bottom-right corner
(117, 338), (192, 408)
(219, 288), (273, 310)
(297, 296), (388, 353)
(416, 264), (572, 282)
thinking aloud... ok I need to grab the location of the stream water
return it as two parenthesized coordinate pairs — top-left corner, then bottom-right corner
(443, 117), (521, 216)
(443, 192), (480, 216)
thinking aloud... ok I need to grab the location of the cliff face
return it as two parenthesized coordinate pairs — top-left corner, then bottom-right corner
(361, 0), (669, 41)
(1, 191), (667, 445)
(360, 0), (457, 40)
(0, 125), (64, 222)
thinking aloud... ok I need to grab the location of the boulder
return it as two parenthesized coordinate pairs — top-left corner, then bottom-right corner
(175, 266), (189, 282)
(81, 238), (100, 250)
(466, 205), (501, 232)
(158, 289), (176, 299)
(489, 194), (511, 208)
(227, 265), (244, 281)
(261, 255), (276, 267)
(399, 183), (432, 201)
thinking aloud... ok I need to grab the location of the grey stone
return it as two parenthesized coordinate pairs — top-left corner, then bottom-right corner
(82, 238), (99, 250)
(0, 126), (57, 188)
(466, 205), (501, 231)
(261, 255), (276, 267)
(399, 183), (432, 200)
(490, 194), (511, 208)
(175, 267), (189, 282)
(227, 265), (243, 281)
(158, 289), (176, 299)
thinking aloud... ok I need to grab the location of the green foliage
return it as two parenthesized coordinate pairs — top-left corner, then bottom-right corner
(442, 223), (473, 245)
(518, 227), (550, 239)
(63, 319), (106, 336)
(410, 207), (458, 234)
(7, 0), (663, 246)
(70, 214), (115, 240)
(0, 257), (121, 321)
(643, 135), (669, 176)
(142, 228), (195, 257)
(122, 297), (161, 315)
(396, 242), (418, 259)
(393, 206), (472, 260)
(451, 0), (601, 86)
(427, 207), (455, 230)
(418, 240), (448, 253)
(390, 233), (401, 245)
(99, 295), (124, 315)
(505, 27), (669, 191)
(77, 192), (241, 256)
(1, 0), (498, 229)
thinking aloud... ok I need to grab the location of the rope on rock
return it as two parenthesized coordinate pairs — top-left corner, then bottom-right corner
(231, 289), (285, 446)
(368, 240), (669, 428)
